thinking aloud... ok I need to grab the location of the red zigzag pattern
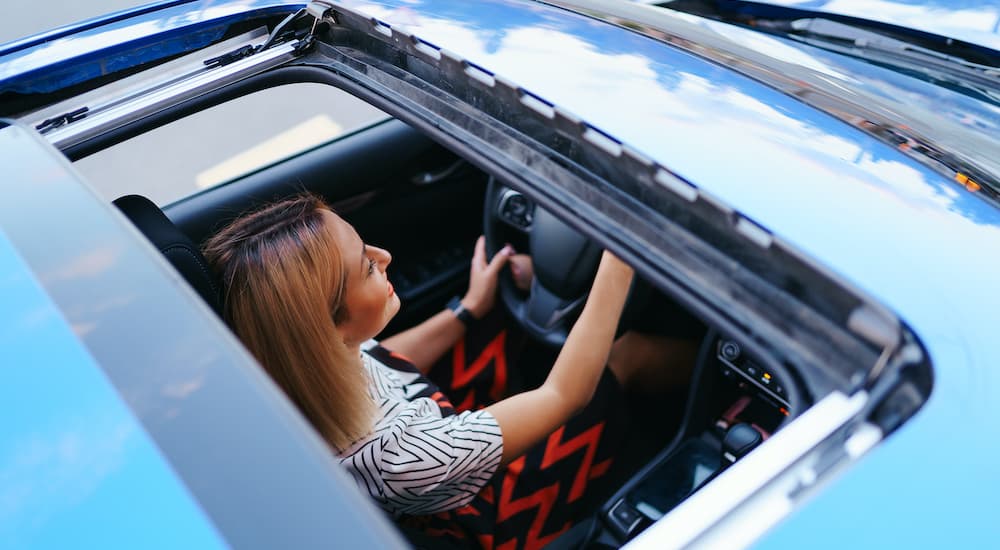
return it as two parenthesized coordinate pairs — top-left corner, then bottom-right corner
(497, 456), (568, 550)
(452, 330), (508, 404)
(542, 424), (611, 502)
(496, 423), (613, 550)
(450, 327), (613, 549)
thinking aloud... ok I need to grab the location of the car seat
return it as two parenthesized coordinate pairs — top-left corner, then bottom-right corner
(113, 194), (224, 318)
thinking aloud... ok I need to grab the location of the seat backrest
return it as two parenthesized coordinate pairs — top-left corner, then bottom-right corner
(113, 194), (224, 318)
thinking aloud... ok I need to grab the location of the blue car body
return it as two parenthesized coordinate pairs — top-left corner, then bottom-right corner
(0, 123), (405, 549)
(716, 0), (1000, 51)
(0, 200), (228, 550)
(1, 0), (998, 548)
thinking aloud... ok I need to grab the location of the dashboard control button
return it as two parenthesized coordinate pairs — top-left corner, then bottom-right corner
(716, 338), (791, 411)
(609, 499), (643, 535)
(497, 190), (534, 230)
(721, 341), (741, 361)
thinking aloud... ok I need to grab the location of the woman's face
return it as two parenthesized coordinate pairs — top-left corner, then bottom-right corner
(322, 210), (400, 346)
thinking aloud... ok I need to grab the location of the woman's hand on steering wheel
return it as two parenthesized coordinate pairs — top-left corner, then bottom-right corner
(508, 254), (534, 291)
(463, 236), (514, 318)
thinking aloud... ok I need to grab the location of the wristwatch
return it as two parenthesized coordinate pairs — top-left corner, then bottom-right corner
(447, 296), (478, 327)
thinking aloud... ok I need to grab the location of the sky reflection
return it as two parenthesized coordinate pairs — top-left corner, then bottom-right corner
(346, 0), (1000, 232)
(339, 0), (1000, 328)
(0, 232), (226, 549)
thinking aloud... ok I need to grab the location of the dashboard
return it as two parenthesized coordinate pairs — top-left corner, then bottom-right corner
(716, 339), (791, 415)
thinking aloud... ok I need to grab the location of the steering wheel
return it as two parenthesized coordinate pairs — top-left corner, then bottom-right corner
(483, 178), (645, 347)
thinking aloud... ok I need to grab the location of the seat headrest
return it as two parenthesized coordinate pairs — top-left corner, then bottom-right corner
(113, 194), (224, 318)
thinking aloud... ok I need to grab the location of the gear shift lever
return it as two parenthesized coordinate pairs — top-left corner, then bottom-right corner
(682, 423), (765, 503)
(722, 423), (763, 467)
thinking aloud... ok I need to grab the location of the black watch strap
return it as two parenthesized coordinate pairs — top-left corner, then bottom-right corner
(447, 296), (478, 327)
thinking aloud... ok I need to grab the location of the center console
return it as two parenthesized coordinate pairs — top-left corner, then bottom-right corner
(554, 333), (799, 548)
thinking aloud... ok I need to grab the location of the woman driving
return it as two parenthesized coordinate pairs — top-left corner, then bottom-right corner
(202, 193), (685, 549)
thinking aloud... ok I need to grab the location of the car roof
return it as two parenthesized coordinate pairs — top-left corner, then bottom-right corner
(633, 0), (1000, 55)
(2, 0), (999, 546)
(288, 1), (1000, 545)
(726, 0), (1000, 53)
(0, 121), (407, 548)
(341, 1), (1000, 290)
(0, 191), (229, 549)
(0, 0), (303, 95)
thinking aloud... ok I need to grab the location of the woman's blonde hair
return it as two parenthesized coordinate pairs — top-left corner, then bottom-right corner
(203, 194), (376, 451)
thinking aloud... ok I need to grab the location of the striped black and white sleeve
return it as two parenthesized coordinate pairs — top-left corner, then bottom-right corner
(340, 399), (503, 516)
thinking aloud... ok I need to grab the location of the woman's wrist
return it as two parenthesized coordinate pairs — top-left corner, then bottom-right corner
(449, 296), (481, 326)
(460, 296), (489, 319)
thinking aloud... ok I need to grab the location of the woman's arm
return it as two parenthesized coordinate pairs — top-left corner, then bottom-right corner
(378, 308), (465, 373)
(487, 251), (634, 465)
(381, 236), (512, 373)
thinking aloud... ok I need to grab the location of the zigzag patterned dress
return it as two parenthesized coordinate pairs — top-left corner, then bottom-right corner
(340, 312), (628, 550)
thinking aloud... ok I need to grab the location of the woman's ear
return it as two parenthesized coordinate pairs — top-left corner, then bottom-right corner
(332, 301), (349, 325)
(329, 309), (345, 333)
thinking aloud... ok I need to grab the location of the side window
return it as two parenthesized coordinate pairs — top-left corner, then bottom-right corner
(75, 83), (389, 205)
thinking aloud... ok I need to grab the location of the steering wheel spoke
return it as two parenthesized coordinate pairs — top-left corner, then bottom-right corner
(485, 178), (604, 347)
(521, 280), (586, 343)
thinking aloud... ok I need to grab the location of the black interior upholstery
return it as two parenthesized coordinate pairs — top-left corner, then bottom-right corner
(166, 119), (440, 246)
(114, 194), (225, 318)
(163, 118), (487, 336)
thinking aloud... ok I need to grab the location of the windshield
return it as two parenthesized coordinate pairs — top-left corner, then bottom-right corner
(721, 0), (1000, 53)
(649, 0), (1000, 205)
(757, 18), (1000, 105)
(655, 1), (1000, 73)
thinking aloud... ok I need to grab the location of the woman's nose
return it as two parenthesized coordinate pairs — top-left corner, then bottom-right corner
(372, 245), (392, 268)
